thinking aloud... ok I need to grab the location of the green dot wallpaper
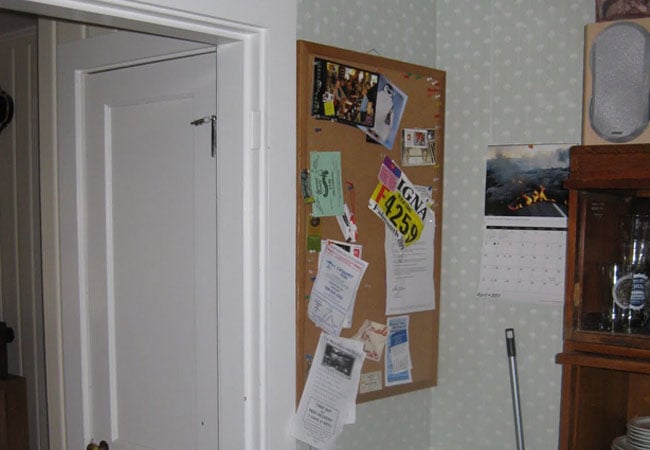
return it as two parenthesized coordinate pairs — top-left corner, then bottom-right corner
(297, 0), (594, 449)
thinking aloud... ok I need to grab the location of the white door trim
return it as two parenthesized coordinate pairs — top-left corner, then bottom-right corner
(1, 2), (273, 449)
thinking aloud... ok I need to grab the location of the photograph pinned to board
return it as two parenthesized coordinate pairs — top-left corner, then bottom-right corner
(477, 143), (573, 304)
(311, 57), (380, 127)
(401, 128), (437, 166)
(358, 74), (408, 150)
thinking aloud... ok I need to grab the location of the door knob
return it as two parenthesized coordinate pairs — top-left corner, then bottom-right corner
(87, 440), (109, 450)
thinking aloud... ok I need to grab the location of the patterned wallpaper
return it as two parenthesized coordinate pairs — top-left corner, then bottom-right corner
(297, 0), (437, 66)
(297, 0), (594, 449)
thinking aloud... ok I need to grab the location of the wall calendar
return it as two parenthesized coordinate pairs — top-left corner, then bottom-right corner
(477, 144), (573, 303)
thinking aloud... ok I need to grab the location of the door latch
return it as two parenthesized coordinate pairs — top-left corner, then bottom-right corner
(191, 115), (217, 158)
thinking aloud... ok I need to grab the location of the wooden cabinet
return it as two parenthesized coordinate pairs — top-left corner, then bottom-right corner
(557, 144), (650, 450)
(0, 375), (28, 450)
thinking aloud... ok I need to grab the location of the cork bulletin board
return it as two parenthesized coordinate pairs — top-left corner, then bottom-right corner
(296, 40), (445, 403)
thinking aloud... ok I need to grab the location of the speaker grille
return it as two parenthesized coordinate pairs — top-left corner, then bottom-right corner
(590, 22), (650, 142)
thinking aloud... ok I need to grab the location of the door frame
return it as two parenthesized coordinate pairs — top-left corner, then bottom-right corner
(1, 2), (273, 449)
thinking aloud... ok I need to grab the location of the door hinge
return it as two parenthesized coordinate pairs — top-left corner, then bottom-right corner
(191, 115), (217, 158)
(251, 110), (260, 150)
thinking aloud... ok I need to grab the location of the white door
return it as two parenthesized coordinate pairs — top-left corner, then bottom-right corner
(78, 51), (218, 449)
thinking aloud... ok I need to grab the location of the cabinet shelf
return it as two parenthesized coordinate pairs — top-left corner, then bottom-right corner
(568, 330), (650, 352)
(557, 351), (650, 374)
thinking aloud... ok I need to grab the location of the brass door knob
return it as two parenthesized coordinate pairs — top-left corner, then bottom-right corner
(87, 441), (109, 450)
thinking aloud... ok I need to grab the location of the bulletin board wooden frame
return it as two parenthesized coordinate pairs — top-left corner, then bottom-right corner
(296, 40), (445, 404)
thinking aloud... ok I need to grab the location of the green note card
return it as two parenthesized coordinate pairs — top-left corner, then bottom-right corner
(309, 151), (344, 217)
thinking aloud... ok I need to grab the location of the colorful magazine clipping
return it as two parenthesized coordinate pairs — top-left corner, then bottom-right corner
(311, 57), (379, 127)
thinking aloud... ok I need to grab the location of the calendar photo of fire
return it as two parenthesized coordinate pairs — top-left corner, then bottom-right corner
(484, 144), (571, 218)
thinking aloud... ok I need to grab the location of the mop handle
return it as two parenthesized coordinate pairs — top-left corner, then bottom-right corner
(506, 328), (525, 450)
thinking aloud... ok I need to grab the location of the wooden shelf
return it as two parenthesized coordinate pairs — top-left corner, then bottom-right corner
(557, 351), (650, 374)
(567, 330), (650, 353)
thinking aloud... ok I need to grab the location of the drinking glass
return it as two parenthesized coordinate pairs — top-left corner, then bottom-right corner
(619, 214), (650, 331)
(600, 263), (625, 331)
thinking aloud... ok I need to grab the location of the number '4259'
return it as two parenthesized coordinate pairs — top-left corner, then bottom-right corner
(383, 192), (422, 245)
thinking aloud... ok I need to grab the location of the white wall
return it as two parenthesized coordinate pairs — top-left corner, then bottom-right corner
(299, 0), (595, 449)
(434, 2), (592, 449)
(297, 0), (437, 66)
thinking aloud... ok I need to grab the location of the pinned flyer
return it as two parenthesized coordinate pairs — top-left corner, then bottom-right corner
(359, 371), (383, 394)
(310, 151), (344, 217)
(385, 185), (436, 315)
(352, 320), (388, 362)
(292, 333), (365, 450)
(309, 243), (368, 336)
(368, 157), (432, 248)
(318, 240), (364, 329)
(385, 315), (412, 386)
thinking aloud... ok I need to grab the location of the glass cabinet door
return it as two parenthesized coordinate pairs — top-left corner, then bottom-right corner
(575, 190), (650, 336)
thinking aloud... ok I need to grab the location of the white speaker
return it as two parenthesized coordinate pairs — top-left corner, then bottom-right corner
(583, 18), (650, 145)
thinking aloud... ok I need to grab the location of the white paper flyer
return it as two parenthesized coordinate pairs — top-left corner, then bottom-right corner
(291, 333), (366, 450)
(385, 315), (413, 386)
(385, 185), (436, 315)
(309, 243), (368, 336)
(352, 319), (388, 362)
